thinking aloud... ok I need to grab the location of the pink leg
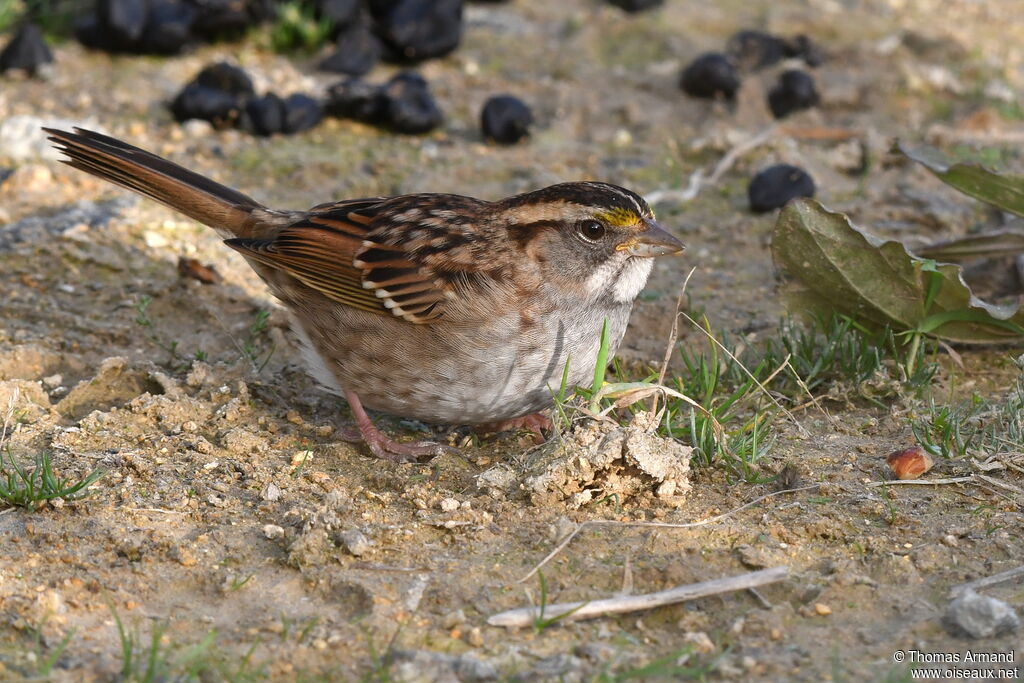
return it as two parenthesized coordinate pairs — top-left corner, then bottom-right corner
(339, 390), (454, 462)
(474, 412), (552, 445)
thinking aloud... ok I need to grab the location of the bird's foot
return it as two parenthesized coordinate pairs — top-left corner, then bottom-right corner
(474, 412), (553, 446)
(341, 390), (455, 463)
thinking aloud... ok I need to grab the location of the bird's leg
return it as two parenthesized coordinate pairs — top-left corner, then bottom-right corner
(474, 412), (552, 445)
(339, 390), (453, 462)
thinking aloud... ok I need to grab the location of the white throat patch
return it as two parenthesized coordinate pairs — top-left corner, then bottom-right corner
(584, 256), (655, 303)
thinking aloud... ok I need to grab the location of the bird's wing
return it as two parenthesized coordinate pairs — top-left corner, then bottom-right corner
(225, 197), (472, 324)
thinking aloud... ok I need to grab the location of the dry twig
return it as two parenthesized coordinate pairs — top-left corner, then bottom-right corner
(951, 564), (1024, 598)
(491, 566), (788, 627)
(866, 477), (974, 487)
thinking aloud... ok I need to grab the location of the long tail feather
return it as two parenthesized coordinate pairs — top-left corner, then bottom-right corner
(45, 127), (265, 238)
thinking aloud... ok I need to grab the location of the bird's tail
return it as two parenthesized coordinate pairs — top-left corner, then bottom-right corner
(45, 127), (267, 238)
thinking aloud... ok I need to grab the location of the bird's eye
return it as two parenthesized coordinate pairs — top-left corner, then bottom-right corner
(577, 220), (606, 242)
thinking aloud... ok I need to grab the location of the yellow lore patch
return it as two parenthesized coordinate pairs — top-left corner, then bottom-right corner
(596, 207), (641, 227)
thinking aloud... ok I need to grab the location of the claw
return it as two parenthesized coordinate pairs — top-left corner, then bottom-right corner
(341, 391), (455, 462)
(474, 412), (552, 445)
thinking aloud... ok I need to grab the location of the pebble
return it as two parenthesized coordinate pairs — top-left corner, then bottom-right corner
(747, 164), (816, 213)
(0, 23), (53, 76)
(814, 603), (832, 616)
(337, 528), (372, 556)
(439, 497), (459, 512)
(263, 524), (285, 540)
(319, 16), (382, 76)
(0, 116), (95, 161)
(768, 69), (820, 118)
(261, 482), (281, 502)
(606, 0), (664, 12)
(944, 589), (1019, 638)
(480, 95), (533, 145)
(374, 0), (464, 63)
(679, 52), (740, 100)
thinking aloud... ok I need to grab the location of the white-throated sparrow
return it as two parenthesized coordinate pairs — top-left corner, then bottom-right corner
(46, 128), (684, 460)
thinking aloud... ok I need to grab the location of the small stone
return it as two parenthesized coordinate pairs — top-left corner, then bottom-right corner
(747, 164), (815, 213)
(282, 94), (324, 134)
(814, 603), (832, 616)
(379, 71), (443, 134)
(941, 534), (959, 548)
(768, 69), (820, 119)
(263, 524), (285, 540)
(466, 627), (483, 648)
(337, 528), (372, 556)
(241, 93), (286, 137)
(679, 52), (740, 100)
(261, 482), (281, 501)
(172, 546), (198, 566)
(42, 374), (63, 389)
(606, 0), (664, 12)
(373, 0), (463, 63)
(170, 62), (253, 129)
(0, 23), (53, 76)
(140, 0), (198, 55)
(726, 30), (787, 71)
(683, 631), (716, 654)
(439, 497), (459, 512)
(442, 609), (467, 628)
(316, 424), (334, 437)
(319, 15), (382, 76)
(944, 589), (1019, 638)
(480, 95), (533, 145)
(144, 231), (170, 248)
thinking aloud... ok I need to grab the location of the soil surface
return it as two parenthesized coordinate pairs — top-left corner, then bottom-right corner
(1, 0), (1023, 680)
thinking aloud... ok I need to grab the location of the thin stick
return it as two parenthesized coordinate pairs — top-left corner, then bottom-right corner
(649, 267), (691, 414)
(644, 125), (777, 205)
(705, 125), (778, 186)
(951, 564), (1024, 597)
(517, 484), (817, 583)
(681, 312), (809, 436)
(866, 477), (973, 487)
(975, 474), (1024, 496)
(491, 566), (788, 627)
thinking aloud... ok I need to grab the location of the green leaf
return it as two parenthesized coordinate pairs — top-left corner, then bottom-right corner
(898, 142), (1024, 217)
(771, 199), (1024, 344)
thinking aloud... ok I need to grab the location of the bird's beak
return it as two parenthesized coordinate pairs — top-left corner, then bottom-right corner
(618, 219), (686, 257)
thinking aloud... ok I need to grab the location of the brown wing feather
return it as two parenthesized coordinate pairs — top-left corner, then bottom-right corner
(226, 199), (448, 324)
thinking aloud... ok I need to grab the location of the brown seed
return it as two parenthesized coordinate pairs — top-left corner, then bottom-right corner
(886, 446), (934, 480)
(177, 256), (221, 284)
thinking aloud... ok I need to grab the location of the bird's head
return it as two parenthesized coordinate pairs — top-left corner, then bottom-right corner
(500, 181), (685, 302)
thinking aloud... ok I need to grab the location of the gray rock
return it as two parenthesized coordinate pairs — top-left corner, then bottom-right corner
(0, 116), (102, 161)
(944, 589), (1020, 638)
(387, 649), (498, 682)
(0, 198), (133, 250)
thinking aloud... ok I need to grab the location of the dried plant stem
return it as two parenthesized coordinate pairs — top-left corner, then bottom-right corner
(491, 566), (788, 627)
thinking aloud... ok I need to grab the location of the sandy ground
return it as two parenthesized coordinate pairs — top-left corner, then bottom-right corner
(1, 0), (1023, 680)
